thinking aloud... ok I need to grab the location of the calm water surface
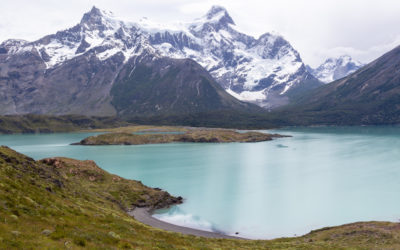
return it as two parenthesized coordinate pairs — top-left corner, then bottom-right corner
(1, 126), (399, 239)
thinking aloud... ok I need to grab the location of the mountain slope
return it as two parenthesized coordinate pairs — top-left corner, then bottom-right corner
(280, 46), (400, 125)
(0, 6), (321, 116)
(111, 56), (260, 116)
(307, 55), (364, 83)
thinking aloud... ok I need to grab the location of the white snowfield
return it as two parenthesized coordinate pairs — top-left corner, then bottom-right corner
(1, 5), (316, 108)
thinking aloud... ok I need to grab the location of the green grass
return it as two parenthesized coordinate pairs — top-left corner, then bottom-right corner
(1, 146), (400, 249)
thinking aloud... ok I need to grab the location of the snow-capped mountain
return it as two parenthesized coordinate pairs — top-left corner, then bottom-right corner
(143, 6), (321, 108)
(307, 55), (364, 83)
(10, 7), (155, 68)
(0, 6), (321, 114)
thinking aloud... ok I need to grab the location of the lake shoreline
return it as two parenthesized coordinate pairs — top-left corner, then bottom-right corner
(128, 207), (246, 239)
(3, 126), (400, 245)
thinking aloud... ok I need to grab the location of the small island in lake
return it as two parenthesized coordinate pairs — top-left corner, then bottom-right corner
(72, 126), (288, 145)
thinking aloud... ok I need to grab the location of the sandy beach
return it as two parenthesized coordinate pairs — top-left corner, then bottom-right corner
(128, 208), (245, 239)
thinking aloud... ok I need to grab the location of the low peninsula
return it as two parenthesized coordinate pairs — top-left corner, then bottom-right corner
(72, 126), (287, 145)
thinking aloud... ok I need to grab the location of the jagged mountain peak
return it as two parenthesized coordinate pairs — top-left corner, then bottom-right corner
(323, 55), (362, 67)
(190, 5), (235, 33)
(80, 6), (117, 29)
(308, 55), (364, 83)
(85, 6), (114, 18)
(205, 5), (235, 25)
(88, 6), (103, 15)
(2, 6), (156, 69)
(256, 33), (291, 50)
(207, 5), (227, 15)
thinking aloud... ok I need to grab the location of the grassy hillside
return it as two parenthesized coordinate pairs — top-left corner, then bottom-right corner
(125, 111), (288, 129)
(1, 146), (400, 249)
(0, 115), (128, 134)
(0, 113), (288, 134)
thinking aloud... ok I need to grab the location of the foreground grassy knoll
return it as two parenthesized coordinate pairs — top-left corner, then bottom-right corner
(0, 115), (128, 134)
(74, 127), (286, 145)
(1, 146), (400, 249)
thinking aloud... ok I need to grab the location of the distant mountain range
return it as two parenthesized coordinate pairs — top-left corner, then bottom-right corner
(307, 55), (364, 83)
(281, 46), (400, 125)
(0, 6), (321, 116)
(1, 5), (399, 126)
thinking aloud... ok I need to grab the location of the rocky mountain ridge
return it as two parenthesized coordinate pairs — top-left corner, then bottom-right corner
(307, 55), (364, 83)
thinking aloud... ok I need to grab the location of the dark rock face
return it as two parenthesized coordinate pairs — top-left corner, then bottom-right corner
(75, 38), (90, 54)
(0, 47), (123, 115)
(149, 32), (201, 51)
(111, 56), (259, 116)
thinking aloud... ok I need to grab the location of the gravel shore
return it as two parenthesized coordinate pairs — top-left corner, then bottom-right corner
(128, 208), (245, 239)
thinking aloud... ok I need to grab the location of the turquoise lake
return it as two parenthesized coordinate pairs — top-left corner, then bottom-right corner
(1, 126), (399, 239)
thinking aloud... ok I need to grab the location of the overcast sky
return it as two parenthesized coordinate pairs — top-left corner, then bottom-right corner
(1, 0), (400, 67)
